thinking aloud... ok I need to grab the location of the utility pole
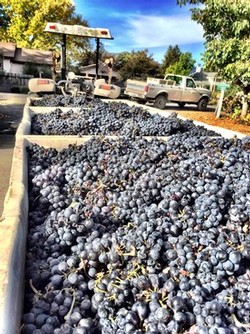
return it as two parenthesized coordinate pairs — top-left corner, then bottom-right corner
(61, 34), (67, 80)
(95, 38), (100, 79)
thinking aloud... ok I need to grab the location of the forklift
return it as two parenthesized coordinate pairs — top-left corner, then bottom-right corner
(28, 23), (120, 99)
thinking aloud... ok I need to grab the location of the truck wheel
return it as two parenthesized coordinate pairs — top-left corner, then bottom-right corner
(178, 102), (186, 108)
(154, 95), (167, 109)
(197, 98), (208, 111)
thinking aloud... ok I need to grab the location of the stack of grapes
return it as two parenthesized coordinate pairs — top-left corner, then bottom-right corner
(30, 95), (90, 107)
(21, 134), (250, 334)
(30, 99), (219, 137)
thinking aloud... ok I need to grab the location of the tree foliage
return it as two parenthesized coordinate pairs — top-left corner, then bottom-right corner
(116, 49), (160, 81)
(177, 0), (250, 115)
(75, 42), (108, 68)
(161, 45), (181, 75)
(165, 52), (195, 76)
(70, 44), (120, 77)
(0, 4), (9, 28)
(0, 0), (90, 68)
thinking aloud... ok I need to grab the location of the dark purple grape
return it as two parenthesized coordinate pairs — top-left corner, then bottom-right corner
(22, 134), (250, 334)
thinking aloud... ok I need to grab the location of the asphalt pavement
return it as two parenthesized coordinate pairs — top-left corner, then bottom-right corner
(0, 93), (27, 218)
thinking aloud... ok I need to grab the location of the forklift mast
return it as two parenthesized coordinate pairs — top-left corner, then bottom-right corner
(44, 23), (114, 80)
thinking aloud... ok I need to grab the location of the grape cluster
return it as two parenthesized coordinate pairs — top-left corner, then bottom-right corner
(30, 95), (92, 107)
(21, 135), (250, 333)
(30, 99), (219, 137)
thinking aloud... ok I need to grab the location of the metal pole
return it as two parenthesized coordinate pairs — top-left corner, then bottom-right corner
(95, 38), (100, 79)
(61, 34), (66, 80)
(215, 89), (225, 118)
(108, 58), (113, 85)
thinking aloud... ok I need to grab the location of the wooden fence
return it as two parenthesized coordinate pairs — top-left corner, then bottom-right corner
(0, 73), (33, 92)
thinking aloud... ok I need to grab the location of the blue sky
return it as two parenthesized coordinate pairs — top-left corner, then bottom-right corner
(74, 0), (205, 65)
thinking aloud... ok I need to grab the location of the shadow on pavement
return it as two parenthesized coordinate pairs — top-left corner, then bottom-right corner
(165, 105), (215, 112)
(0, 135), (16, 150)
(0, 103), (24, 135)
(145, 102), (216, 113)
(0, 100), (25, 217)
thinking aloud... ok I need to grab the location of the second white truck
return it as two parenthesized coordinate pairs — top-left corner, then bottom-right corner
(125, 74), (211, 110)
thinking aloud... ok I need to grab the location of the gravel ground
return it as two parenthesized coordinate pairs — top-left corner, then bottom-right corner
(176, 108), (250, 136)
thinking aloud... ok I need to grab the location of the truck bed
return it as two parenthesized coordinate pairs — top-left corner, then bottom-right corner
(125, 79), (147, 99)
(125, 78), (177, 100)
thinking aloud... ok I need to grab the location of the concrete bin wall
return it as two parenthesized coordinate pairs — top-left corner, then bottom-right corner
(0, 97), (247, 333)
(0, 137), (29, 334)
(0, 135), (96, 334)
(0, 217), (27, 334)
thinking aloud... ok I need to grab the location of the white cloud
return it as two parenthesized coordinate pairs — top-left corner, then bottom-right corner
(124, 14), (204, 48)
(89, 10), (205, 63)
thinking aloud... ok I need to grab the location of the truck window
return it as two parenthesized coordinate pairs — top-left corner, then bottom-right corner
(165, 75), (175, 82)
(186, 79), (196, 88)
(165, 75), (186, 86)
(175, 76), (182, 86)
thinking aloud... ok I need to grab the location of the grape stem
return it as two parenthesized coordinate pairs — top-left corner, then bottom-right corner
(64, 290), (76, 321)
(232, 314), (250, 330)
(123, 245), (136, 257)
(183, 325), (198, 334)
(29, 279), (42, 298)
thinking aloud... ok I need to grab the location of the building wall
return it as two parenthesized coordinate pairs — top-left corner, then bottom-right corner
(3, 59), (11, 72)
(2, 59), (24, 74)
(0, 59), (32, 92)
(11, 63), (23, 75)
(80, 65), (120, 81)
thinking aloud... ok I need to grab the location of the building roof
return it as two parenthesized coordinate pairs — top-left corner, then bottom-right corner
(80, 62), (109, 73)
(14, 47), (53, 65)
(191, 71), (218, 83)
(190, 66), (217, 81)
(0, 42), (53, 65)
(0, 42), (16, 57)
(80, 62), (120, 78)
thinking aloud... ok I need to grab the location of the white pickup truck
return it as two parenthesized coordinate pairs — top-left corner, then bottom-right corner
(125, 74), (211, 110)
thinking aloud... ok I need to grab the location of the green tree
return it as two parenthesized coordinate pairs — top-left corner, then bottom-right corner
(161, 45), (181, 76)
(177, 0), (250, 116)
(116, 49), (160, 81)
(0, 0), (90, 69)
(75, 42), (108, 69)
(165, 52), (195, 76)
(77, 49), (97, 68)
(0, 5), (10, 28)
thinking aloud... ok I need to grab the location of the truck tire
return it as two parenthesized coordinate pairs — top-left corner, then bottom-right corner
(154, 95), (167, 109)
(197, 97), (208, 111)
(178, 102), (186, 108)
